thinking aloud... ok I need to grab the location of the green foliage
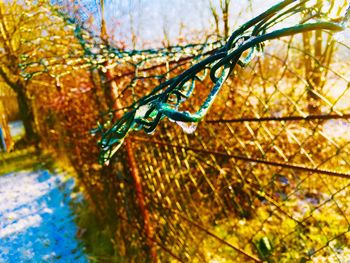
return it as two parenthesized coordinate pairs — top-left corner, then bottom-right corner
(73, 201), (118, 262)
(256, 236), (273, 262)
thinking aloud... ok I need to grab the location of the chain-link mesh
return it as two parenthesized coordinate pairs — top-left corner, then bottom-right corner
(102, 39), (350, 262)
(20, 0), (350, 262)
(93, 2), (350, 261)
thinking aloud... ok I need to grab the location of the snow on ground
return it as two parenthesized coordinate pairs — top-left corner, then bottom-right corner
(0, 170), (87, 262)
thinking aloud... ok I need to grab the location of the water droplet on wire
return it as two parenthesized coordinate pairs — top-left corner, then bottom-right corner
(175, 121), (198, 134)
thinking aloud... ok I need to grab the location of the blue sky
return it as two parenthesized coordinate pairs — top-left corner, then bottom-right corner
(72, 0), (349, 48)
(74, 0), (278, 48)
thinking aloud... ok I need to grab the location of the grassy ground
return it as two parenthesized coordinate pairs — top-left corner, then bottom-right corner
(0, 147), (52, 175)
(73, 201), (122, 262)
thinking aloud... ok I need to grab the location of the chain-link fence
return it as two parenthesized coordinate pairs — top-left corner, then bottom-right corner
(94, 3), (350, 263)
(104, 43), (350, 263)
(18, 0), (350, 262)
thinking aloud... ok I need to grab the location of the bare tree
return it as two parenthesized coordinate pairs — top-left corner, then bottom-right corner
(209, 0), (231, 39)
(0, 2), (39, 144)
(302, 0), (348, 114)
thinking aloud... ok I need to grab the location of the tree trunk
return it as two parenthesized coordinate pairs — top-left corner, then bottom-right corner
(0, 100), (12, 151)
(16, 84), (38, 144)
